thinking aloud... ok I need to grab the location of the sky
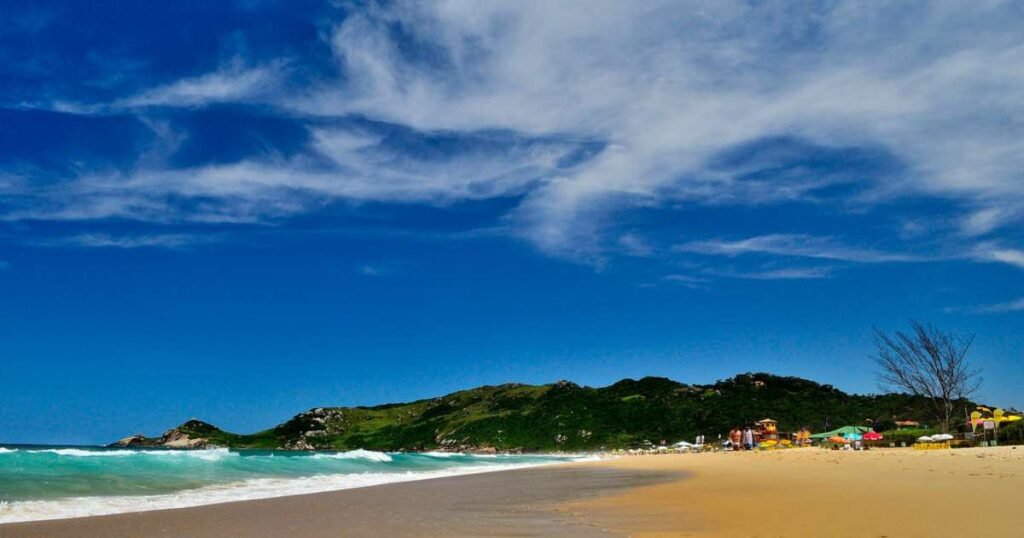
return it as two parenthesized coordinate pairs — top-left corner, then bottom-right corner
(1, 1), (1022, 444)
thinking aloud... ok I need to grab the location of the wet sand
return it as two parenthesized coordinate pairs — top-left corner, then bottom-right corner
(0, 465), (679, 538)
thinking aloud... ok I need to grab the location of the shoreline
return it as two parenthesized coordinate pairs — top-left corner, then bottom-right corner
(0, 463), (676, 538)
(5, 447), (1023, 537)
(0, 454), (599, 525)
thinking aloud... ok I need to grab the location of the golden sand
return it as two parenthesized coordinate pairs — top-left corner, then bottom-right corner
(565, 446), (1024, 537)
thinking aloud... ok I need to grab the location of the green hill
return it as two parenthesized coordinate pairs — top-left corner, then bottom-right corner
(116, 373), (965, 451)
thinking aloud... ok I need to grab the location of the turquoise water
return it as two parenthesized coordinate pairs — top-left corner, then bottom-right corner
(0, 445), (586, 523)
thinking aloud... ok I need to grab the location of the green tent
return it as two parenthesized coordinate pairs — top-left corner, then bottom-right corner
(809, 426), (872, 439)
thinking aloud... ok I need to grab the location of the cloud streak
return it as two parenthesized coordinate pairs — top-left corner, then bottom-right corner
(674, 234), (921, 264)
(34, 233), (205, 249)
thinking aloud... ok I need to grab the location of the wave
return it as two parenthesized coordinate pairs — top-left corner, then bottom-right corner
(0, 448), (15, 454)
(25, 448), (234, 461)
(0, 460), (570, 524)
(310, 449), (393, 462)
(420, 451), (459, 458)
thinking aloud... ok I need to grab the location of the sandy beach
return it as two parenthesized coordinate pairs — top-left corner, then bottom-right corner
(3, 446), (1023, 537)
(566, 446), (1024, 537)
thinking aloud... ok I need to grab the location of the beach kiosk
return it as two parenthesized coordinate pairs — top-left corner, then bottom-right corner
(755, 418), (779, 442)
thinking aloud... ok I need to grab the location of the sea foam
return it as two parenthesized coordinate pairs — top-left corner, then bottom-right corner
(0, 459), (577, 524)
(25, 447), (234, 461)
(310, 449), (392, 462)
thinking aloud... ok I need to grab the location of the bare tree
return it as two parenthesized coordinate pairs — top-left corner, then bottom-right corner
(873, 320), (981, 433)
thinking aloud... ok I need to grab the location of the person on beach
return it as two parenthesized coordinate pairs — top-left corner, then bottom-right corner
(729, 427), (742, 450)
(742, 426), (754, 450)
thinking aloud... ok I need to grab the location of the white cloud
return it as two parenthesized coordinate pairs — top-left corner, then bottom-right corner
(674, 234), (921, 263)
(4, 125), (579, 224)
(975, 298), (1024, 314)
(664, 274), (708, 284)
(710, 266), (834, 280)
(960, 207), (1012, 237)
(116, 60), (285, 109)
(617, 233), (654, 257)
(11, 2), (1024, 268)
(287, 0), (1024, 257)
(40, 233), (203, 249)
(953, 297), (1024, 315)
(974, 245), (1024, 269)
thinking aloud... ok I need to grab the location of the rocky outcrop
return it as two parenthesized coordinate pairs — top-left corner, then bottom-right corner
(109, 434), (148, 447)
(107, 420), (222, 449)
(156, 427), (210, 449)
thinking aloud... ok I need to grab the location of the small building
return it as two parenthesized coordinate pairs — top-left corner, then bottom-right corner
(755, 418), (779, 441)
(894, 420), (920, 430)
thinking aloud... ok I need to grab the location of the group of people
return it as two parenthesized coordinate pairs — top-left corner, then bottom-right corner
(727, 426), (756, 450)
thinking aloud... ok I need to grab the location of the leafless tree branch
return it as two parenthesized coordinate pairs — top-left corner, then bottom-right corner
(872, 320), (981, 433)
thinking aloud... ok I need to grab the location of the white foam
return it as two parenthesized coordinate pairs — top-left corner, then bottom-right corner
(0, 459), (585, 524)
(0, 448), (15, 455)
(420, 451), (459, 458)
(310, 449), (392, 462)
(26, 448), (234, 461)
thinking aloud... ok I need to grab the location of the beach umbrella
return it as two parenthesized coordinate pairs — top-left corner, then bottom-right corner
(933, 433), (954, 441)
(843, 432), (863, 441)
(917, 435), (934, 442)
(862, 431), (884, 441)
(827, 436), (849, 444)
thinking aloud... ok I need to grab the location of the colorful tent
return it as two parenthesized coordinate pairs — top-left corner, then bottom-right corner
(809, 426), (871, 439)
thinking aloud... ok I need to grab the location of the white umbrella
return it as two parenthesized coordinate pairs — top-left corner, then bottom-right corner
(933, 433), (954, 441)
(917, 435), (934, 442)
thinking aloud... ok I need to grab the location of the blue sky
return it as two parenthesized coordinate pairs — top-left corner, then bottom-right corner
(1, 1), (1022, 444)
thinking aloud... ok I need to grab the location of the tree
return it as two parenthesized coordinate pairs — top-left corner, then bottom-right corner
(872, 321), (981, 433)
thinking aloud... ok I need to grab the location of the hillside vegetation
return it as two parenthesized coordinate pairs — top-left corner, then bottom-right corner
(123, 373), (961, 451)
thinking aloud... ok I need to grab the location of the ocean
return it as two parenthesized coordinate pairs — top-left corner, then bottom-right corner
(0, 445), (591, 524)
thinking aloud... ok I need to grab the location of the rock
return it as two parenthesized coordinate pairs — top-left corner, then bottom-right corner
(157, 428), (210, 449)
(108, 434), (148, 448)
(285, 439), (315, 450)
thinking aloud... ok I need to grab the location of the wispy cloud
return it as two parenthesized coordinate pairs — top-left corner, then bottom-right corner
(976, 246), (1024, 269)
(37, 233), (204, 249)
(664, 274), (708, 284)
(708, 266), (834, 280)
(357, 262), (414, 277)
(117, 61), (285, 109)
(4, 125), (582, 224)
(6, 1), (1024, 272)
(951, 297), (1024, 315)
(359, 265), (382, 277)
(617, 233), (654, 257)
(674, 234), (920, 264)
(291, 1), (1024, 257)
